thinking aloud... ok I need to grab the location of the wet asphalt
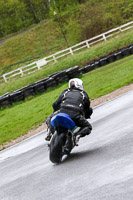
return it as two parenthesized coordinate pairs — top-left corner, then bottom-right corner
(0, 90), (133, 200)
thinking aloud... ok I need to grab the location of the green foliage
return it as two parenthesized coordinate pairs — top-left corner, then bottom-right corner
(0, 0), (32, 37)
(0, 0), (133, 39)
(43, 0), (133, 47)
(50, 0), (79, 12)
(0, 0), (50, 37)
(65, 15), (81, 45)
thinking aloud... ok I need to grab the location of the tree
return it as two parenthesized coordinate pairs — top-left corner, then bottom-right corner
(22, 0), (40, 23)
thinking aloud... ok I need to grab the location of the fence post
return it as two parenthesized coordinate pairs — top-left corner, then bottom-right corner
(53, 55), (57, 62)
(86, 41), (90, 48)
(20, 68), (24, 77)
(2, 74), (7, 83)
(70, 48), (74, 55)
(119, 26), (122, 32)
(36, 63), (41, 70)
(103, 34), (107, 41)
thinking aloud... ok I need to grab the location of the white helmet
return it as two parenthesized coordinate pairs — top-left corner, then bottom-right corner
(69, 78), (84, 90)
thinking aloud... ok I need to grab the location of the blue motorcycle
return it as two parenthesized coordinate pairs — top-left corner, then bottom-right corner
(49, 113), (79, 164)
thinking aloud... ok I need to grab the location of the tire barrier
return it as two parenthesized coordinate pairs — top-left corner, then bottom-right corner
(121, 48), (131, 57)
(84, 63), (96, 73)
(10, 90), (24, 103)
(22, 85), (35, 98)
(0, 66), (80, 109)
(107, 54), (116, 63)
(33, 81), (46, 94)
(99, 56), (108, 67)
(79, 43), (133, 76)
(49, 71), (68, 84)
(0, 43), (133, 109)
(95, 60), (101, 68)
(66, 66), (79, 79)
(44, 77), (58, 88)
(79, 67), (86, 74)
(0, 93), (12, 108)
(129, 45), (133, 54)
(114, 51), (123, 60)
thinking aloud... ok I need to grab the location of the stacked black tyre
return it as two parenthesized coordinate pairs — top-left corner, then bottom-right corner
(1, 43), (133, 109)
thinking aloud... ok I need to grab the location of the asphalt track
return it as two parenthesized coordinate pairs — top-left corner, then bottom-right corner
(0, 90), (133, 200)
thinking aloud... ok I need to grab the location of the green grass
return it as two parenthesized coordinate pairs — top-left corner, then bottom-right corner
(0, 28), (133, 96)
(0, 20), (67, 74)
(0, 54), (133, 145)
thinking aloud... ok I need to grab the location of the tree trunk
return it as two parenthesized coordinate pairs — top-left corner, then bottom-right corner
(25, 0), (40, 23)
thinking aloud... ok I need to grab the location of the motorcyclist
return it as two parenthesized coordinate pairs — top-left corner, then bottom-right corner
(45, 78), (93, 143)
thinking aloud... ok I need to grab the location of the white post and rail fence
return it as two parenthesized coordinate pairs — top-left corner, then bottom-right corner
(0, 21), (133, 83)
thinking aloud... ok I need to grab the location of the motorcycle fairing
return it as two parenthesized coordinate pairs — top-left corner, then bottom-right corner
(51, 113), (76, 130)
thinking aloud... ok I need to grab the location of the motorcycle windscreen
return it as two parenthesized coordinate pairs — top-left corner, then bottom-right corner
(51, 113), (76, 130)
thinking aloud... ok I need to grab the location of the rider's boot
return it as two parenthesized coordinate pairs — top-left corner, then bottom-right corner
(75, 135), (81, 146)
(74, 126), (91, 145)
(78, 126), (91, 137)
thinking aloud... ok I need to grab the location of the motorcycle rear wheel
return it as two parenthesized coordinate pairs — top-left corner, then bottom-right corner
(49, 131), (66, 164)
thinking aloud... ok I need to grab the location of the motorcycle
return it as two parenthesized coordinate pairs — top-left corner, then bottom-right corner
(48, 113), (80, 164)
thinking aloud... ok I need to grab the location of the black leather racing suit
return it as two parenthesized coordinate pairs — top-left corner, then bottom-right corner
(47, 88), (93, 137)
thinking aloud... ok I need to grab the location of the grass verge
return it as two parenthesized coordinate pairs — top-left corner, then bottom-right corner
(0, 54), (133, 145)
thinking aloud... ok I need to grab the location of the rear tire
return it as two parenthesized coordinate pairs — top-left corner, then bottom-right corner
(49, 131), (66, 164)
